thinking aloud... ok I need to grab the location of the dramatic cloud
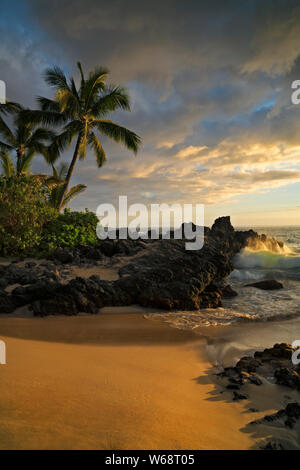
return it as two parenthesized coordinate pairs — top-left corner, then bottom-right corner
(1, 0), (300, 224)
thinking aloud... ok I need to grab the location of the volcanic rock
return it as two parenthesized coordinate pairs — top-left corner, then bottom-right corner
(245, 280), (283, 290)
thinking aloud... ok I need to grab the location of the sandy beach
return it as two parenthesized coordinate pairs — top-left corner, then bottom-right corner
(1, 307), (299, 450)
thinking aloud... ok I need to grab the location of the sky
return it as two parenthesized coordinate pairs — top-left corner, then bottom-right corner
(1, 0), (300, 226)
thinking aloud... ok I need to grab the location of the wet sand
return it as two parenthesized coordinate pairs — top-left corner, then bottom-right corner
(0, 308), (299, 449)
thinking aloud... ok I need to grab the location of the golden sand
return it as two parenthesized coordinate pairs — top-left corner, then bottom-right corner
(0, 307), (297, 449)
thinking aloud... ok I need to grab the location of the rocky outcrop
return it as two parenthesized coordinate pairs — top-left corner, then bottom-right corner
(254, 342), (294, 361)
(218, 343), (300, 403)
(48, 238), (146, 264)
(274, 368), (300, 391)
(218, 343), (300, 449)
(0, 216), (272, 316)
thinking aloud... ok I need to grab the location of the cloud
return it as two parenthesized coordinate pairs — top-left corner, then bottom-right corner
(242, 1), (300, 75)
(1, 0), (300, 223)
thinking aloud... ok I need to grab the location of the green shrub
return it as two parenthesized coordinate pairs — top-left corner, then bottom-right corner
(0, 175), (57, 256)
(40, 208), (98, 253)
(0, 176), (99, 257)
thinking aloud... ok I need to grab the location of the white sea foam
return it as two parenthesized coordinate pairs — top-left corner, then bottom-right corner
(234, 249), (300, 270)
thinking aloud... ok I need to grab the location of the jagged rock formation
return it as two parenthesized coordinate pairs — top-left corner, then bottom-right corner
(0, 216), (271, 316)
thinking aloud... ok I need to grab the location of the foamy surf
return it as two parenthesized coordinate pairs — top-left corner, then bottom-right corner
(145, 301), (300, 329)
(234, 249), (300, 270)
(245, 235), (293, 254)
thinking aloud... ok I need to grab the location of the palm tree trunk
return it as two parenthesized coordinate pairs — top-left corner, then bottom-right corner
(57, 133), (82, 212)
(16, 149), (22, 175)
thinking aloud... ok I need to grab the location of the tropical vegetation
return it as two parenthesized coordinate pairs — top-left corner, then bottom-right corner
(0, 63), (141, 256)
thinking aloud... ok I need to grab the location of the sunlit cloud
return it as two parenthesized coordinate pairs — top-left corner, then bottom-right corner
(0, 0), (300, 224)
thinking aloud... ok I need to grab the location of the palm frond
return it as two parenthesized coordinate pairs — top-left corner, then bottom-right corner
(17, 150), (35, 174)
(79, 122), (88, 159)
(63, 119), (82, 135)
(0, 118), (16, 145)
(55, 88), (80, 115)
(89, 86), (131, 117)
(27, 128), (56, 146)
(15, 116), (30, 146)
(37, 96), (61, 112)
(47, 181), (86, 209)
(28, 142), (49, 159)
(88, 132), (106, 167)
(63, 184), (87, 207)
(51, 163), (59, 179)
(44, 66), (70, 91)
(22, 109), (68, 127)
(57, 161), (68, 179)
(77, 61), (85, 86)
(50, 162), (68, 180)
(0, 101), (22, 115)
(70, 77), (80, 101)
(0, 150), (15, 177)
(94, 119), (141, 154)
(43, 174), (64, 187)
(82, 66), (109, 109)
(0, 140), (14, 152)
(43, 121), (80, 165)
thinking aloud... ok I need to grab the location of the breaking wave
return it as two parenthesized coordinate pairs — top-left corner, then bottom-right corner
(233, 250), (300, 271)
(245, 235), (293, 254)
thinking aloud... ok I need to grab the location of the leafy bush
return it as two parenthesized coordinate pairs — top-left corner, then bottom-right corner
(0, 175), (57, 256)
(40, 208), (98, 253)
(0, 176), (99, 257)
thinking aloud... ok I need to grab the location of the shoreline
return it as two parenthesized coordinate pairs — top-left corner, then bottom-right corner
(1, 308), (299, 449)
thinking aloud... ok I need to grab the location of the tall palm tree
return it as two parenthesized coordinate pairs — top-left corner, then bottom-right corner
(0, 105), (56, 175)
(47, 162), (87, 209)
(24, 62), (141, 211)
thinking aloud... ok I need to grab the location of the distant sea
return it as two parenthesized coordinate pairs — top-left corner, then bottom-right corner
(148, 226), (300, 329)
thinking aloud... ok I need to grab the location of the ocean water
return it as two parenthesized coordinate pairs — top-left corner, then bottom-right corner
(146, 226), (300, 329)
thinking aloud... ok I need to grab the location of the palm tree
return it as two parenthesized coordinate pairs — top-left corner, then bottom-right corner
(47, 162), (87, 209)
(24, 62), (141, 211)
(0, 105), (56, 175)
